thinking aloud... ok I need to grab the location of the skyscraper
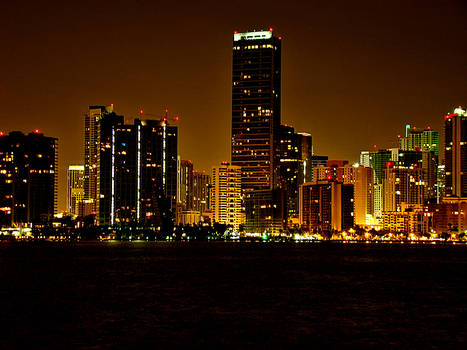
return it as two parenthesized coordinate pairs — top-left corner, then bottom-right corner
(67, 165), (84, 216)
(0, 130), (57, 226)
(98, 117), (178, 226)
(231, 29), (282, 192)
(444, 106), (467, 197)
(192, 170), (210, 214)
(211, 163), (242, 230)
(84, 105), (118, 216)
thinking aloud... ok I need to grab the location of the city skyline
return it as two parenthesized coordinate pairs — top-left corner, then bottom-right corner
(1, 1), (467, 211)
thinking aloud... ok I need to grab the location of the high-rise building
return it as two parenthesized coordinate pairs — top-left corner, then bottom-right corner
(84, 105), (120, 216)
(211, 163), (242, 230)
(0, 130), (58, 226)
(399, 126), (439, 156)
(277, 125), (313, 218)
(312, 163), (373, 226)
(177, 159), (194, 211)
(383, 165), (425, 212)
(84, 106), (178, 226)
(192, 170), (210, 214)
(299, 180), (354, 233)
(67, 165), (84, 216)
(100, 118), (177, 226)
(244, 188), (286, 235)
(231, 29), (282, 192)
(444, 106), (467, 197)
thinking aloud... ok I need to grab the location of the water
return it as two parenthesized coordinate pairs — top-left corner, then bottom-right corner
(1, 242), (466, 348)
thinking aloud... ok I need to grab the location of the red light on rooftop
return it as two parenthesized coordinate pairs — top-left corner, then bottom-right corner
(269, 27), (273, 32)
(373, 144), (377, 148)
(110, 103), (114, 107)
(234, 30), (238, 34)
(173, 116), (179, 121)
(34, 129), (40, 134)
(165, 108), (168, 113)
(427, 125), (431, 130)
(0, 131), (4, 136)
(278, 36), (282, 40)
(397, 134), (401, 138)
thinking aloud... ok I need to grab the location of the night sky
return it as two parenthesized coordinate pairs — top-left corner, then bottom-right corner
(1, 0), (466, 210)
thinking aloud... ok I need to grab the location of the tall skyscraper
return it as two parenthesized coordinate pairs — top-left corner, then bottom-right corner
(231, 29), (282, 192)
(84, 105), (118, 216)
(211, 163), (242, 230)
(0, 131), (58, 226)
(277, 124), (313, 218)
(192, 170), (210, 214)
(67, 165), (84, 216)
(444, 106), (467, 197)
(177, 159), (194, 211)
(98, 118), (178, 226)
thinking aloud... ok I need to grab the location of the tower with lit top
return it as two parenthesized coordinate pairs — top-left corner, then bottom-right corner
(445, 106), (467, 197)
(231, 28), (282, 192)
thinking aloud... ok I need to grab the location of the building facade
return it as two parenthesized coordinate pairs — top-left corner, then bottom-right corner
(299, 180), (354, 233)
(211, 163), (242, 230)
(0, 131), (58, 226)
(231, 29), (282, 192)
(67, 165), (84, 216)
(445, 106), (467, 197)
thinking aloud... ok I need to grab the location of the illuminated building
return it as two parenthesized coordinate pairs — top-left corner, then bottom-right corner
(177, 159), (194, 211)
(430, 198), (467, 234)
(313, 163), (373, 226)
(277, 125), (313, 218)
(244, 189), (286, 235)
(84, 105), (117, 216)
(444, 106), (467, 197)
(399, 126), (439, 156)
(310, 155), (328, 182)
(382, 204), (433, 234)
(299, 180), (354, 233)
(192, 170), (210, 214)
(0, 131), (58, 226)
(211, 163), (242, 230)
(88, 107), (178, 226)
(383, 165), (425, 212)
(67, 165), (84, 216)
(231, 29), (282, 191)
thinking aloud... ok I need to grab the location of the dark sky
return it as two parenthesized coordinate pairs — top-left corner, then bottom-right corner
(1, 0), (466, 211)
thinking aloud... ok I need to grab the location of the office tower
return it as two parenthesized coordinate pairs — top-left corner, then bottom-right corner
(244, 188), (286, 236)
(177, 159), (194, 211)
(360, 149), (392, 220)
(277, 124), (313, 218)
(299, 180), (354, 233)
(383, 165), (425, 212)
(399, 126), (439, 156)
(84, 105), (119, 216)
(67, 165), (84, 216)
(444, 106), (467, 197)
(211, 163), (242, 230)
(192, 170), (210, 214)
(231, 29), (282, 191)
(382, 204), (433, 235)
(100, 118), (177, 226)
(0, 130), (57, 226)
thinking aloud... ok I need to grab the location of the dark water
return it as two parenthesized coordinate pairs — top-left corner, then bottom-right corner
(1, 242), (466, 348)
